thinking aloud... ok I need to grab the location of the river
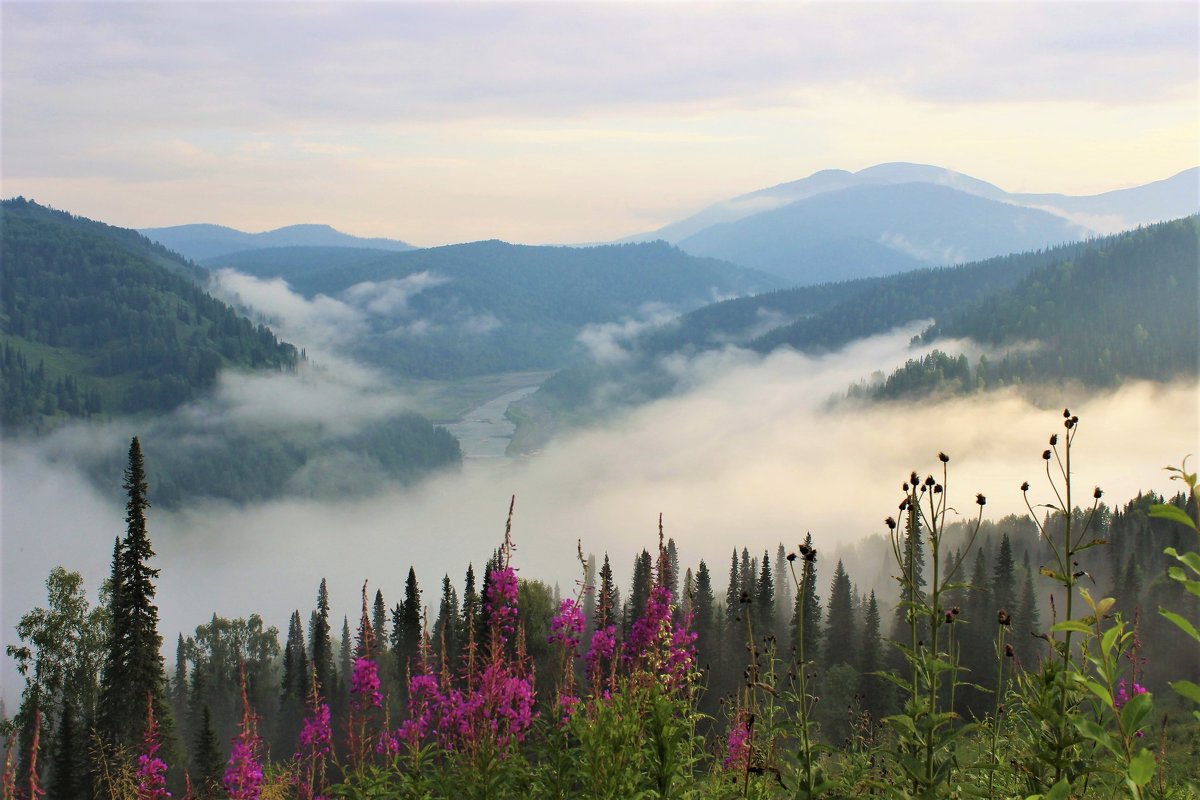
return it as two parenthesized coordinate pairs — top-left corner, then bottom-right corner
(443, 384), (541, 471)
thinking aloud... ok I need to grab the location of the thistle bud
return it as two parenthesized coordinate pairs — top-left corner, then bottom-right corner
(786, 552), (797, 562)
(1063, 408), (1071, 418)
(945, 610), (955, 624)
(933, 484), (943, 494)
(1020, 481), (1030, 492)
(1042, 450), (1052, 461)
(1093, 486), (1103, 500)
(997, 610), (1011, 626)
(938, 452), (949, 463)
(924, 475), (935, 487)
(910, 471), (920, 486)
(885, 517), (897, 531)
(976, 493), (987, 506)
(1049, 434), (1057, 446)
(1005, 643), (1014, 658)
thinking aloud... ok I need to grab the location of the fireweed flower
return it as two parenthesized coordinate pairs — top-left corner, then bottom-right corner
(549, 598), (586, 649)
(225, 679), (264, 800)
(136, 702), (170, 800)
(1114, 678), (1148, 709)
(297, 702), (332, 756)
(392, 672), (441, 750)
(723, 712), (751, 771)
(351, 657), (383, 709)
(487, 566), (521, 645)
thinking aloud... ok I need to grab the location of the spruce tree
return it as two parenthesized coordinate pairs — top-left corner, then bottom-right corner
(339, 617), (352, 686)
(398, 567), (423, 680)
(791, 534), (822, 666)
(431, 574), (460, 668)
(992, 532), (1017, 618)
(857, 590), (887, 718)
(49, 700), (80, 800)
(725, 549), (740, 629)
(755, 550), (775, 639)
(693, 560), (717, 667)
(595, 554), (616, 629)
(372, 589), (387, 651)
(774, 542), (792, 629)
(97, 437), (170, 749)
(824, 560), (857, 668)
(1015, 553), (1041, 664)
(192, 704), (223, 800)
(277, 609), (307, 752)
(666, 538), (680, 600)
(627, 549), (653, 631)
(461, 563), (479, 636)
(309, 579), (334, 696)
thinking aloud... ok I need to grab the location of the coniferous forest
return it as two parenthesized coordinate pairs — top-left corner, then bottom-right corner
(3, 418), (1198, 799)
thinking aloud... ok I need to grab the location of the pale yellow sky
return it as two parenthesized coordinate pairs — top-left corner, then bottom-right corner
(3, 2), (1197, 245)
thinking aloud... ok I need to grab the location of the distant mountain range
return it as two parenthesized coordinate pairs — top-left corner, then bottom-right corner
(140, 222), (416, 262)
(622, 163), (1199, 285)
(207, 240), (781, 379)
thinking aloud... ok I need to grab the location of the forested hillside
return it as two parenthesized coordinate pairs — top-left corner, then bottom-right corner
(209, 239), (782, 378)
(864, 216), (1199, 399)
(0, 199), (298, 427)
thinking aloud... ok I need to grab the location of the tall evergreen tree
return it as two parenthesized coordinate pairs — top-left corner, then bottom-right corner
(399, 568), (423, 678)
(774, 542), (793, 629)
(276, 609), (308, 752)
(992, 532), (1017, 617)
(595, 554), (616, 629)
(431, 574), (460, 668)
(791, 534), (822, 666)
(666, 538), (680, 600)
(371, 589), (387, 651)
(1015, 552), (1042, 665)
(859, 587), (888, 719)
(461, 563), (479, 638)
(693, 560), (717, 667)
(192, 704), (223, 800)
(97, 437), (170, 749)
(308, 579), (334, 697)
(49, 700), (81, 800)
(626, 549), (653, 631)
(338, 617), (353, 687)
(755, 550), (775, 639)
(725, 549), (740, 630)
(582, 553), (597, 640)
(824, 559), (857, 668)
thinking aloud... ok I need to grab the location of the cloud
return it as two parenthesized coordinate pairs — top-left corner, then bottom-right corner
(578, 303), (679, 364)
(6, 323), (1195, 714)
(341, 272), (448, 316)
(211, 269), (366, 350)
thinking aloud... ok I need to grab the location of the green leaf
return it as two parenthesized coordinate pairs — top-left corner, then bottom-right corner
(1050, 620), (1092, 635)
(1101, 623), (1123, 656)
(1128, 747), (1156, 786)
(1073, 717), (1119, 756)
(1082, 677), (1116, 710)
(1044, 778), (1072, 800)
(1119, 691), (1152, 734)
(1159, 608), (1200, 643)
(1171, 550), (1200, 574)
(1150, 503), (1198, 530)
(1169, 679), (1200, 706)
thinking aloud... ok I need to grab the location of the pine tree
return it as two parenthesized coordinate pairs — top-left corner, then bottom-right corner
(666, 538), (680, 600)
(774, 542), (792, 629)
(792, 534), (822, 666)
(309, 579), (334, 697)
(824, 560), (857, 668)
(755, 550), (775, 639)
(595, 554), (616, 629)
(399, 568), (423, 679)
(1015, 553), (1041, 665)
(627, 549), (653, 631)
(171, 634), (188, 740)
(192, 704), (223, 800)
(693, 560), (717, 667)
(277, 609), (307, 752)
(431, 574), (460, 669)
(857, 590), (887, 718)
(49, 700), (80, 800)
(339, 617), (352, 686)
(372, 589), (387, 651)
(461, 564), (479, 636)
(992, 533), (1017, 618)
(96, 437), (170, 749)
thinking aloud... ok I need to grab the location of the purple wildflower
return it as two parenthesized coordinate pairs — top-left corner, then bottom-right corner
(1114, 678), (1148, 710)
(135, 700), (170, 800)
(549, 598), (586, 649)
(723, 714), (751, 771)
(350, 657), (383, 709)
(225, 678), (264, 800)
(486, 566), (520, 645)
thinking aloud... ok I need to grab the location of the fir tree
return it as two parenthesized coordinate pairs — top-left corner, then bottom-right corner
(857, 590), (887, 718)
(192, 704), (223, 800)
(992, 532), (1017, 618)
(399, 568), (423, 676)
(693, 560), (717, 667)
(755, 550), (775, 638)
(626, 549), (653, 631)
(774, 542), (792, 629)
(277, 609), (307, 752)
(309, 579), (334, 697)
(431, 574), (460, 668)
(1015, 553), (1041, 665)
(791, 534), (822, 667)
(338, 617), (352, 687)
(666, 538), (680, 600)
(371, 589), (387, 652)
(824, 559), (857, 668)
(97, 437), (170, 749)
(49, 700), (80, 800)
(595, 554), (616, 629)
(461, 563), (479, 637)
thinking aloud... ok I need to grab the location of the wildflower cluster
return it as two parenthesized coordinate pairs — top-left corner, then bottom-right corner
(135, 701), (170, 800)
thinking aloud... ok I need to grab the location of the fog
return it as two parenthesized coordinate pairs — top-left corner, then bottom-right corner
(3, 326), (1197, 708)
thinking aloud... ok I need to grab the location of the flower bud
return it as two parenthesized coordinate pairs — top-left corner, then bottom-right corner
(1049, 434), (1057, 446)
(976, 493), (987, 506)
(1020, 481), (1030, 492)
(1093, 486), (1103, 499)
(938, 452), (949, 463)
(1042, 450), (1052, 460)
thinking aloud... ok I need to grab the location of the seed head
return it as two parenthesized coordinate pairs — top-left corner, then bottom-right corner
(1049, 434), (1058, 446)
(976, 493), (987, 506)
(885, 516), (897, 531)
(924, 475), (935, 487)
(910, 471), (919, 486)
(933, 484), (943, 494)
(997, 609), (1011, 626)
(786, 552), (797, 562)
(1093, 486), (1103, 500)
(1063, 408), (1071, 418)
(1005, 643), (1014, 658)
(1042, 450), (1052, 461)
(938, 452), (949, 463)
(1020, 481), (1030, 492)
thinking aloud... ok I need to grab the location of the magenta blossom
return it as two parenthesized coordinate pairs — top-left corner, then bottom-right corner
(224, 738), (264, 800)
(135, 706), (170, 800)
(486, 566), (520, 644)
(1114, 678), (1148, 710)
(723, 714), (751, 771)
(351, 657), (383, 709)
(549, 598), (586, 649)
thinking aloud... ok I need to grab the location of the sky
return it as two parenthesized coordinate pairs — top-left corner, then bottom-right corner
(3, 1), (1198, 246)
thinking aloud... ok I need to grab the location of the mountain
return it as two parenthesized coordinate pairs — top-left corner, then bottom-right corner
(623, 163), (1199, 284)
(513, 218), (1198, 451)
(674, 182), (1087, 284)
(1, 199), (461, 506)
(1, 198), (299, 425)
(208, 239), (783, 379)
(140, 222), (416, 262)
